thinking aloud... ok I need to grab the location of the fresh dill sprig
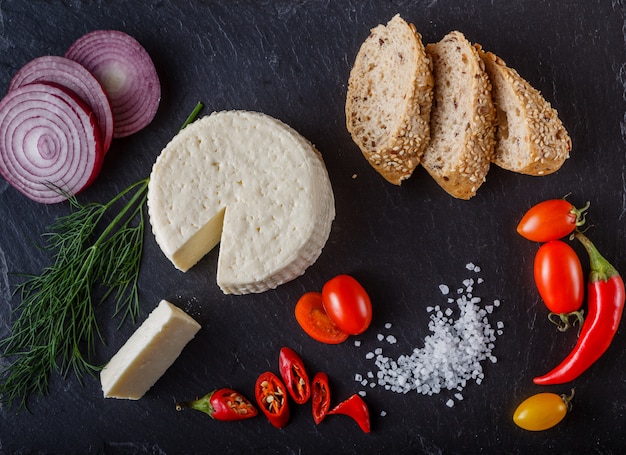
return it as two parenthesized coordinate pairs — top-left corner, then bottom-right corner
(0, 179), (149, 409)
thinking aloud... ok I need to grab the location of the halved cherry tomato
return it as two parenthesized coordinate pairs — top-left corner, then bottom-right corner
(311, 372), (330, 425)
(517, 199), (589, 242)
(513, 390), (574, 431)
(295, 292), (349, 344)
(255, 371), (290, 428)
(534, 241), (584, 330)
(278, 347), (311, 405)
(328, 393), (371, 433)
(322, 275), (372, 335)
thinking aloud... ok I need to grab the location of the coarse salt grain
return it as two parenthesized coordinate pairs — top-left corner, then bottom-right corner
(355, 263), (502, 407)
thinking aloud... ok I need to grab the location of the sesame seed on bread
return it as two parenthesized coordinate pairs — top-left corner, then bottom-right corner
(345, 14), (434, 185)
(475, 45), (572, 175)
(420, 31), (496, 200)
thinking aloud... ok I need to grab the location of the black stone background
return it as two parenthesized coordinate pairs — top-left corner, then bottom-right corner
(1, 0), (626, 453)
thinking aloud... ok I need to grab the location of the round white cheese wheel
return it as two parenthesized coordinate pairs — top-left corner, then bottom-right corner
(147, 110), (335, 294)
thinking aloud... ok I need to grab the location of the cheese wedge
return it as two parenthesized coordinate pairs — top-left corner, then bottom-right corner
(147, 110), (335, 294)
(101, 300), (201, 400)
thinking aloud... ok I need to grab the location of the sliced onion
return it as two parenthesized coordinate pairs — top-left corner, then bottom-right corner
(9, 55), (114, 153)
(64, 30), (161, 138)
(0, 82), (103, 204)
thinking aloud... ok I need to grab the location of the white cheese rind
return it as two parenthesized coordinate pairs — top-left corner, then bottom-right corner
(147, 110), (335, 294)
(100, 300), (201, 400)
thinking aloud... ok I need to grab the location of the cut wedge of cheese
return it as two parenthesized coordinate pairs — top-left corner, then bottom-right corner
(101, 300), (201, 400)
(147, 110), (335, 295)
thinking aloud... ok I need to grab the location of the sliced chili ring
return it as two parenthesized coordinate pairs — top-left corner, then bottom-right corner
(311, 372), (330, 424)
(255, 371), (290, 428)
(278, 347), (311, 405)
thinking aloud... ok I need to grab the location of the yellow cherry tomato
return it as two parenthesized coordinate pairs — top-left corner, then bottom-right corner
(513, 390), (574, 431)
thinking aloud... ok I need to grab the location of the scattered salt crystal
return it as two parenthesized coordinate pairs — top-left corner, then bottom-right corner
(465, 263), (475, 271)
(367, 371), (374, 378)
(439, 284), (450, 295)
(377, 334), (384, 341)
(380, 411), (387, 417)
(354, 340), (361, 347)
(355, 373), (362, 382)
(358, 390), (367, 397)
(477, 278), (484, 284)
(354, 262), (502, 407)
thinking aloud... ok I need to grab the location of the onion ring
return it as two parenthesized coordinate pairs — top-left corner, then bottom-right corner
(0, 83), (103, 204)
(65, 30), (161, 138)
(9, 55), (114, 153)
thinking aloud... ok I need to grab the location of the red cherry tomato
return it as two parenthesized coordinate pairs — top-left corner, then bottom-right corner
(534, 240), (584, 314)
(517, 199), (589, 242)
(322, 275), (372, 335)
(295, 292), (349, 344)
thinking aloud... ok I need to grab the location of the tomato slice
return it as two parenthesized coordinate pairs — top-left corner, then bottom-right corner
(295, 292), (349, 344)
(322, 275), (372, 335)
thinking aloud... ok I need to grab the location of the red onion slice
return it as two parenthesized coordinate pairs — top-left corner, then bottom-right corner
(9, 55), (114, 153)
(64, 30), (161, 138)
(0, 83), (103, 204)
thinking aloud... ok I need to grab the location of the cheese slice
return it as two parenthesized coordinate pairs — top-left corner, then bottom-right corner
(101, 300), (201, 400)
(147, 110), (335, 294)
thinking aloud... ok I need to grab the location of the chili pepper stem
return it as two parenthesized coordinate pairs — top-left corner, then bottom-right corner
(574, 233), (619, 282)
(175, 391), (215, 418)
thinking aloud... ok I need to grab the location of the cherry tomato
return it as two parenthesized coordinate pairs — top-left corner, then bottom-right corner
(513, 390), (574, 431)
(534, 241), (584, 315)
(295, 292), (349, 344)
(321, 275), (372, 335)
(517, 199), (589, 242)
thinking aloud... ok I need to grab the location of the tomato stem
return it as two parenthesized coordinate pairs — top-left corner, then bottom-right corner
(560, 388), (575, 412)
(547, 310), (585, 335)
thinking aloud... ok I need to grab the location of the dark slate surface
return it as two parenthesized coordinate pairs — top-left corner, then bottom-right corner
(1, 0), (626, 453)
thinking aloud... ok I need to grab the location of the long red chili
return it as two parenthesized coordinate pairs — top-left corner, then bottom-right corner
(534, 233), (625, 385)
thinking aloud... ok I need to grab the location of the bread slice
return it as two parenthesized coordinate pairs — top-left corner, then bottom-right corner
(345, 14), (434, 185)
(421, 31), (496, 200)
(475, 45), (572, 175)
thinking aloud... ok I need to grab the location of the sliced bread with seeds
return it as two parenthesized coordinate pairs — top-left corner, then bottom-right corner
(421, 31), (496, 200)
(475, 45), (572, 175)
(345, 14), (434, 185)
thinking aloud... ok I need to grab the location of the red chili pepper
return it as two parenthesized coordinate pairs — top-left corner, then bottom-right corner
(255, 371), (290, 428)
(278, 347), (311, 405)
(175, 388), (258, 421)
(534, 233), (625, 385)
(311, 372), (330, 424)
(328, 393), (370, 433)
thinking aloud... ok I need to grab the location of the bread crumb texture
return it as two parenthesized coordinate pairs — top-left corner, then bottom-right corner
(346, 14), (434, 185)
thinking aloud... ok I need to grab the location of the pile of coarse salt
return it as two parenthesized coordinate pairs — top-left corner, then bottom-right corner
(354, 262), (504, 409)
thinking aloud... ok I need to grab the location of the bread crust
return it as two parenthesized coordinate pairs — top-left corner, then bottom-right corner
(475, 45), (572, 175)
(421, 31), (496, 200)
(346, 14), (434, 185)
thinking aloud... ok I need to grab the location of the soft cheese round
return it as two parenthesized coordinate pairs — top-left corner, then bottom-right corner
(147, 110), (335, 295)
